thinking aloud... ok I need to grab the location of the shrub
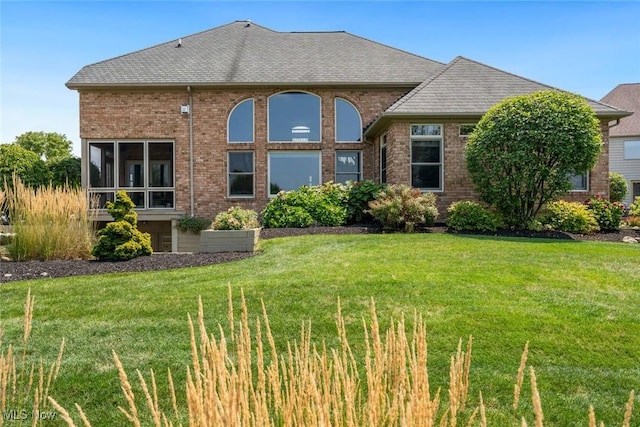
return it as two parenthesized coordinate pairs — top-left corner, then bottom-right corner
(176, 216), (211, 234)
(344, 180), (387, 224)
(541, 200), (599, 234)
(446, 201), (501, 232)
(261, 183), (348, 228)
(628, 196), (640, 217)
(212, 206), (259, 230)
(92, 191), (152, 261)
(609, 172), (628, 203)
(367, 184), (438, 232)
(585, 195), (625, 231)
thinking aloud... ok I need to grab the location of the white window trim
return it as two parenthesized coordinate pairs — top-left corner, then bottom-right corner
(267, 151), (322, 197)
(335, 97), (362, 143)
(335, 150), (362, 183)
(569, 172), (589, 192)
(623, 140), (640, 160)
(227, 151), (255, 198)
(410, 124), (444, 192)
(227, 98), (254, 143)
(267, 91), (322, 143)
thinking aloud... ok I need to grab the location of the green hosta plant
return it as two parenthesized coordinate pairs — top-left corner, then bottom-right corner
(212, 206), (259, 230)
(367, 184), (438, 232)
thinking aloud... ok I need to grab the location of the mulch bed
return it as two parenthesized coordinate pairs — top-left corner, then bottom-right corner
(2, 225), (638, 284)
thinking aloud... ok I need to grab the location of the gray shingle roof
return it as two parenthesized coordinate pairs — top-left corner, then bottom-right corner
(66, 21), (444, 88)
(386, 56), (625, 116)
(600, 83), (640, 137)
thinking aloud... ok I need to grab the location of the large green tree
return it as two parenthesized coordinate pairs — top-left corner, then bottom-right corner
(0, 144), (50, 188)
(465, 90), (602, 228)
(14, 131), (73, 161)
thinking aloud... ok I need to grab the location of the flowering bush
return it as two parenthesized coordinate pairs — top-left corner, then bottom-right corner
(584, 195), (624, 231)
(212, 207), (259, 230)
(628, 196), (640, 217)
(367, 184), (438, 232)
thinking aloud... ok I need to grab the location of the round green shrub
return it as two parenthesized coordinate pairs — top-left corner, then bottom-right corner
(609, 172), (627, 203)
(262, 204), (314, 228)
(212, 207), (259, 230)
(446, 201), (500, 232)
(176, 216), (211, 234)
(541, 200), (599, 234)
(367, 184), (438, 232)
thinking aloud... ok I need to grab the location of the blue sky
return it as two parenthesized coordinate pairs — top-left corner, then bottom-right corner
(1, 1), (639, 156)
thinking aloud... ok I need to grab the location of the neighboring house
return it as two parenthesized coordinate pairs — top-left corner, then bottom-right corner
(601, 83), (640, 205)
(66, 21), (629, 252)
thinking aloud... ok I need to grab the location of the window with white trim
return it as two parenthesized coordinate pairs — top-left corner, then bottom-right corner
(632, 181), (640, 201)
(335, 151), (361, 184)
(570, 173), (588, 192)
(268, 151), (321, 195)
(228, 152), (254, 197)
(228, 99), (254, 143)
(410, 125), (442, 191)
(624, 140), (640, 159)
(268, 92), (321, 142)
(335, 98), (362, 142)
(88, 140), (174, 209)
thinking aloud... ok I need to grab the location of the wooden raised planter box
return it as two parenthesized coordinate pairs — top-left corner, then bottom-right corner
(200, 228), (260, 253)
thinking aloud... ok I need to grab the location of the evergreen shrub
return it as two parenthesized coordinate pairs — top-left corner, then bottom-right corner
(446, 201), (501, 232)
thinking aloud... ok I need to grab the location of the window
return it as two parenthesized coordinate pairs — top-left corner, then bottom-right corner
(335, 151), (361, 184)
(570, 173), (588, 192)
(228, 99), (254, 143)
(268, 152), (321, 195)
(632, 182), (640, 201)
(228, 152), (254, 197)
(88, 140), (174, 209)
(268, 92), (321, 142)
(411, 124), (442, 191)
(624, 140), (640, 159)
(335, 98), (362, 142)
(380, 134), (387, 184)
(459, 124), (476, 137)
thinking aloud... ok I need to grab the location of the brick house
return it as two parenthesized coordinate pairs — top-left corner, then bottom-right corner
(66, 21), (629, 252)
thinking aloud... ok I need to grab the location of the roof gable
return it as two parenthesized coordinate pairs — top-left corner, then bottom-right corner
(66, 21), (444, 88)
(600, 83), (640, 137)
(386, 56), (624, 116)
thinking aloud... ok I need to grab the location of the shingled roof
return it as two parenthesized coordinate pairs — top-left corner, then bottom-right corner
(364, 57), (629, 135)
(600, 83), (640, 137)
(66, 21), (444, 88)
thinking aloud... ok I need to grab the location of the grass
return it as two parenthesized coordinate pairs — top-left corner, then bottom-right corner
(1, 233), (639, 426)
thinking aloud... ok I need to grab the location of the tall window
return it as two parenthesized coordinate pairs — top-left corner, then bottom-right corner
(268, 152), (321, 195)
(88, 140), (175, 209)
(335, 98), (362, 142)
(410, 124), (442, 191)
(268, 92), (321, 142)
(228, 99), (254, 143)
(228, 152), (254, 197)
(380, 134), (387, 184)
(335, 151), (361, 184)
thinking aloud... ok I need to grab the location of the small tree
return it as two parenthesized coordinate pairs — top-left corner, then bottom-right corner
(609, 172), (627, 203)
(14, 131), (73, 161)
(0, 144), (49, 189)
(92, 191), (153, 261)
(465, 90), (602, 228)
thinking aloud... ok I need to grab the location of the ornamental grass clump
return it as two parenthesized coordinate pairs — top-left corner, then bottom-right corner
(211, 206), (259, 230)
(3, 176), (96, 261)
(367, 184), (438, 232)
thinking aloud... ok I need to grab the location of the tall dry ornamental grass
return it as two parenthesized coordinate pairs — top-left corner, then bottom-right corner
(3, 176), (96, 260)
(49, 289), (635, 426)
(0, 289), (65, 426)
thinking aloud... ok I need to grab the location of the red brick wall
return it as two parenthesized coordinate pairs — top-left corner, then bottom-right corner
(79, 87), (408, 219)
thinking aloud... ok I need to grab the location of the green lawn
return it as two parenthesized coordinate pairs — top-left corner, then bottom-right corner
(1, 233), (639, 426)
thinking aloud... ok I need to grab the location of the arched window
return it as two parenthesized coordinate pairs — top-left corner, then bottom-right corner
(228, 99), (254, 143)
(335, 98), (362, 142)
(268, 92), (321, 142)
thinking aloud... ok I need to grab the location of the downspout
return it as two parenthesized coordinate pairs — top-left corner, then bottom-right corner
(188, 86), (194, 217)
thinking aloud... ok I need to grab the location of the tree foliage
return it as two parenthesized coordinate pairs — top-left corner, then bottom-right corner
(465, 90), (602, 228)
(0, 144), (50, 189)
(49, 156), (82, 188)
(14, 131), (73, 161)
